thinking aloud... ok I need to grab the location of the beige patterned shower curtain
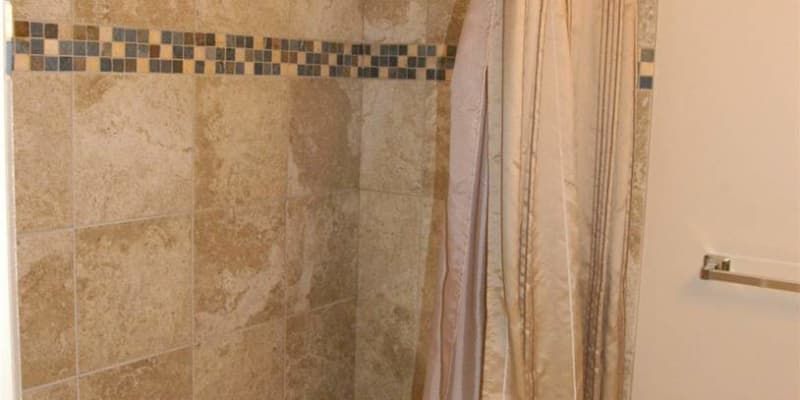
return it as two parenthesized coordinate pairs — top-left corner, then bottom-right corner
(425, 0), (648, 399)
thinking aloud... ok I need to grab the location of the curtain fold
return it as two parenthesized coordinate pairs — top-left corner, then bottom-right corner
(422, 0), (497, 398)
(427, 0), (643, 398)
(493, 0), (640, 398)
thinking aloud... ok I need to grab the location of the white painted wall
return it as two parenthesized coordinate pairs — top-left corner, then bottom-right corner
(632, 1), (800, 399)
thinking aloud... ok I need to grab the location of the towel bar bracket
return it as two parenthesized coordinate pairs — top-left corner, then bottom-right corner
(700, 254), (800, 294)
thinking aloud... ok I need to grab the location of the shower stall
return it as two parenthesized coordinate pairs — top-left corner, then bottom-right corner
(8, 0), (463, 398)
(5, 0), (799, 399)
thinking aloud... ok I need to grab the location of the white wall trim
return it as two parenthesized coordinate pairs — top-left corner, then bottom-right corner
(0, 1), (20, 398)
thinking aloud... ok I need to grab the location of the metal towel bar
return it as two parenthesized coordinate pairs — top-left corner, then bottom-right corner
(701, 254), (800, 294)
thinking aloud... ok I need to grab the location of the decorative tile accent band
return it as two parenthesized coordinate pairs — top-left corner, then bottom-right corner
(638, 48), (655, 90)
(12, 20), (457, 81)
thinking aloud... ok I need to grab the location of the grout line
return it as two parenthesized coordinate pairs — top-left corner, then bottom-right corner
(72, 212), (194, 231)
(353, 73), (366, 397)
(17, 191), (366, 238)
(14, 224), (74, 236)
(9, 78), (23, 398)
(283, 200), (288, 400)
(359, 0), (366, 44)
(282, 76), (291, 400)
(189, 4), (198, 399)
(18, 376), (76, 395)
(78, 345), (192, 379)
(284, 294), (360, 322)
(16, 188), (366, 238)
(21, 343), (195, 394)
(68, 47), (80, 400)
(284, 187), (360, 201)
(16, 210), (195, 236)
(20, 190), (368, 238)
(191, 317), (286, 347)
(190, 5), (198, 396)
(358, 186), (442, 200)
(14, 225), (75, 238)
(7, 54), (23, 392)
(307, 296), (356, 315)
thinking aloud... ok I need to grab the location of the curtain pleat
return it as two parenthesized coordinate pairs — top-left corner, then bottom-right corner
(491, 0), (640, 398)
(428, 0), (645, 398)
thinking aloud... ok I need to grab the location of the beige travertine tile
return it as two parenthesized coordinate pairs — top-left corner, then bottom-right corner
(194, 321), (285, 400)
(360, 80), (438, 196)
(358, 191), (423, 297)
(79, 348), (191, 400)
(22, 379), (77, 400)
(426, 0), (468, 43)
(414, 197), (446, 398)
(12, 73), (72, 233)
(74, 0), (194, 30)
(418, 197), (445, 317)
(195, 0), (292, 37)
(291, 0), (363, 41)
(431, 83), (452, 199)
(638, 0), (659, 48)
(364, 0), (427, 42)
(76, 216), (192, 372)
(12, 0), (71, 22)
(286, 300), (356, 400)
(286, 192), (358, 314)
(194, 202), (285, 340)
(288, 79), (361, 197)
(195, 77), (289, 210)
(355, 289), (419, 400)
(356, 192), (430, 400)
(17, 231), (75, 389)
(354, 195), (445, 400)
(73, 74), (193, 226)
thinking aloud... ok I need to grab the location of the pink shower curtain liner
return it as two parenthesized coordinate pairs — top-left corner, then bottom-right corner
(423, 0), (495, 398)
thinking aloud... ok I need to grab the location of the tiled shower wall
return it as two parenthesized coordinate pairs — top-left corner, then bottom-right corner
(11, 1), (463, 400)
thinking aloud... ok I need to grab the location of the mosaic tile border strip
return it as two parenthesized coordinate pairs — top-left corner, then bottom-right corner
(12, 20), (457, 81)
(638, 48), (655, 90)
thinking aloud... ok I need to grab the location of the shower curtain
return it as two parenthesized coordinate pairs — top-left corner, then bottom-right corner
(422, 0), (496, 398)
(426, 0), (646, 399)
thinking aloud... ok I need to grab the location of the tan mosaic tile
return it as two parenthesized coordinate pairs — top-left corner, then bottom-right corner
(17, 231), (75, 389)
(76, 216), (192, 372)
